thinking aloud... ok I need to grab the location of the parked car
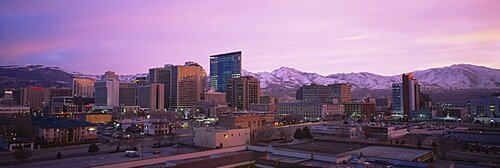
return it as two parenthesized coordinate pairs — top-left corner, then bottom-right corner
(153, 150), (161, 154)
(173, 144), (182, 148)
(125, 151), (140, 158)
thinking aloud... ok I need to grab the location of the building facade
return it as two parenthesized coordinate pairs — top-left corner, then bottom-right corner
(137, 83), (165, 112)
(343, 102), (376, 118)
(170, 62), (205, 110)
(194, 127), (250, 149)
(226, 76), (260, 111)
(20, 87), (50, 111)
(277, 102), (344, 121)
(328, 83), (352, 103)
(72, 77), (95, 98)
(392, 73), (420, 120)
(119, 82), (137, 106)
(94, 79), (120, 108)
(210, 51), (242, 93)
(148, 66), (171, 108)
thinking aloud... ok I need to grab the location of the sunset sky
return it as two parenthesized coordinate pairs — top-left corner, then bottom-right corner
(1, 0), (499, 75)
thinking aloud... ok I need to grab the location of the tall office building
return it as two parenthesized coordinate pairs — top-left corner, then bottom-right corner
(210, 51), (242, 93)
(391, 73), (420, 120)
(94, 79), (120, 107)
(119, 82), (137, 106)
(296, 84), (329, 103)
(137, 83), (165, 112)
(328, 83), (352, 103)
(72, 77), (95, 97)
(226, 76), (260, 111)
(170, 62), (206, 110)
(148, 66), (172, 108)
(20, 87), (50, 111)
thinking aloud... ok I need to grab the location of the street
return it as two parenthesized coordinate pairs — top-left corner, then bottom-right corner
(0, 130), (193, 167)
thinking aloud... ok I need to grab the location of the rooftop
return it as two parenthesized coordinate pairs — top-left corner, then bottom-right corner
(344, 146), (431, 161)
(210, 51), (242, 58)
(33, 118), (96, 129)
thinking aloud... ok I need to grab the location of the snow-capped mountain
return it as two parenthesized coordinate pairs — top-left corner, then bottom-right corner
(243, 64), (500, 91)
(1, 64), (499, 92)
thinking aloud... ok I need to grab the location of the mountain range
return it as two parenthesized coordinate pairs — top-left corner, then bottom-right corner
(1, 64), (499, 98)
(242, 64), (500, 90)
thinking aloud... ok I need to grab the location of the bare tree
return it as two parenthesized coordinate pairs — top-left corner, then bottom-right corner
(109, 134), (125, 152)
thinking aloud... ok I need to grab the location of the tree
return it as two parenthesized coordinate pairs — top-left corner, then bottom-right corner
(302, 127), (313, 140)
(56, 152), (62, 159)
(293, 128), (303, 140)
(88, 143), (99, 154)
(13, 149), (32, 163)
(109, 134), (125, 152)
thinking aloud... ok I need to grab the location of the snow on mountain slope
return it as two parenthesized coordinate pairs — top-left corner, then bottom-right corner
(243, 64), (500, 91)
(2, 64), (499, 90)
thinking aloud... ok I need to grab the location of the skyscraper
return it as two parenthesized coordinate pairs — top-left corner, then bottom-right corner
(119, 82), (137, 106)
(391, 73), (420, 120)
(295, 84), (329, 103)
(328, 83), (352, 103)
(226, 76), (260, 111)
(72, 77), (95, 97)
(94, 79), (120, 107)
(137, 83), (165, 112)
(170, 62), (206, 110)
(20, 87), (50, 111)
(148, 66), (171, 108)
(210, 51), (242, 93)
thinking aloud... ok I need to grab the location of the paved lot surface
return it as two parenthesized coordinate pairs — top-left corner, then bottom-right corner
(0, 128), (193, 167)
(3, 144), (199, 168)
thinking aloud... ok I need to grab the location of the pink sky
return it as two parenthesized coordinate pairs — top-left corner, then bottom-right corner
(1, 0), (499, 75)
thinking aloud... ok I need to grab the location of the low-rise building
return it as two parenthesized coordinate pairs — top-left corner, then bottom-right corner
(343, 102), (376, 118)
(446, 129), (500, 145)
(344, 146), (433, 166)
(362, 125), (407, 141)
(218, 115), (264, 130)
(433, 107), (469, 121)
(277, 102), (344, 121)
(0, 106), (30, 117)
(310, 125), (363, 139)
(33, 118), (97, 146)
(193, 127), (250, 149)
(0, 136), (34, 151)
(248, 103), (277, 113)
(84, 113), (113, 123)
(144, 121), (171, 135)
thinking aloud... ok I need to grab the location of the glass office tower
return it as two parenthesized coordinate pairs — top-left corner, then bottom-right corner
(210, 51), (242, 93)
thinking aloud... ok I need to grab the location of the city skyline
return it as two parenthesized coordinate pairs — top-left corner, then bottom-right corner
(1, 0), (500, 76)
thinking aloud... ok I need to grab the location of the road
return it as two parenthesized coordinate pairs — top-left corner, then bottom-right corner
(0, 130), (193, 167)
